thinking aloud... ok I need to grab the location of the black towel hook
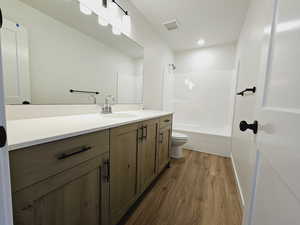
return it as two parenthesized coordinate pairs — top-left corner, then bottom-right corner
(237, 86), (256, 96)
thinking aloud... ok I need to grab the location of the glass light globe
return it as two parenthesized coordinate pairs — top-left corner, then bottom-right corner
(79, 2), (92, 15)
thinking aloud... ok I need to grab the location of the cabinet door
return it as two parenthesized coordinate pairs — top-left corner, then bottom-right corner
(139, 119), (159, 192)
(12, 154), (109, 225)
(158, 126), (171, 173)
(110, 123), (140, 225)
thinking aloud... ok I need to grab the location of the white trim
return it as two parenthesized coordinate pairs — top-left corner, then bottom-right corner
(246, 150), (261, 225)
(185, 145), (230, 158)
(230, 152), (245, 208)
(0, 25), (14, 225)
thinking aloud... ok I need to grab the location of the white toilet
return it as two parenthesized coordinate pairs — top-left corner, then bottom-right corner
(171, 132), (189, 159)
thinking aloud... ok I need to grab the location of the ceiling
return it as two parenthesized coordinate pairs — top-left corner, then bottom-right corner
(130, 0), (250, 51)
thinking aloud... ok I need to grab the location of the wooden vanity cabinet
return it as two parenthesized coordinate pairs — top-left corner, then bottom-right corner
(9, 130), (110, 225)
(157, 115), (173, 174)
(139, 119), (159, 193)
(110, 118), (160, 225)
(110, 123), (141, 225)
(9, 114), (173, 225)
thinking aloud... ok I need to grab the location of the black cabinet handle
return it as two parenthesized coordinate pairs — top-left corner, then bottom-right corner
(239, 120), (258, 134)
(164, 119), (170, 123)
(0, 126), (7, 148)
(237, 86), (256, 96)
(138, 127), (143, 140)
(103, 159), (110, 182)
(143, 126), (147, 139)
(159, 133), (164, 143)
(57, 146), (92, 160)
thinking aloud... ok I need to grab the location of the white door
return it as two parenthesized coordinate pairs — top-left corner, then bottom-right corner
(248, 0), (300, 224)
(1, 19), (30, 104)
(0, 8), (14, 225)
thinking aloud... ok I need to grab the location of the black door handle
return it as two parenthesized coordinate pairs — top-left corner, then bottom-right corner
(0, 126), (7, 147)
(237, 86), (256, 96)
(0, 8), (3, 29)
(239, 121), (258, 134)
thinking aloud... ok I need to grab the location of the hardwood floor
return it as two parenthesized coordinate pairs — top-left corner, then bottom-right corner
(122, 150), (243, 225)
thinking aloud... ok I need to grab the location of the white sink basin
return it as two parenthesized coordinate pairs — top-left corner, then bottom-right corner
(102, 113), (138, 119)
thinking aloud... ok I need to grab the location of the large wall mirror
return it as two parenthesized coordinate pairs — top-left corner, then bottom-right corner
(1, 0), (144, 105)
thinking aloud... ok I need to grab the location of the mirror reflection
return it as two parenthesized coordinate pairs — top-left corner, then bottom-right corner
(1, 0), (144, 105)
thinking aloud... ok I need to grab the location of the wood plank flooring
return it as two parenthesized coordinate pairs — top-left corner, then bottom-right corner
(122, 150), (243, 225)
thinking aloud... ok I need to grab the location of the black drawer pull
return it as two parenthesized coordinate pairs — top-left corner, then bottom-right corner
(164, 119), (170, 123)
(57, 146), (92, 160)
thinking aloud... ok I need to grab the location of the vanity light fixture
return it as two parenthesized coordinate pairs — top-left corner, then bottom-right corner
(79, 2), (92, 15)
(98, 15), (109, 26)
(112, 23), (122, 35)
(111, 0), (131, 35)
(197, 39), (206, 46)
(112, 27), (121, 35)
(112, 0), (129, 16)
(102, 0), (108, 8)
(122, 13), (131, 33)
(77, 0), (131, 35)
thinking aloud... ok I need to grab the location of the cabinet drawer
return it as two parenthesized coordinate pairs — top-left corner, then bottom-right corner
(10, 130), (109, 192)
(159, 115), (173, 128)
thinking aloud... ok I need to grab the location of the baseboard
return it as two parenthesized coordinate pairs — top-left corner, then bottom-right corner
(185, 145), (230, 158)
(230, 153), (245, 208)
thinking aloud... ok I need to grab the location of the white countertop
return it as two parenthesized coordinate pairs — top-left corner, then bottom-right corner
(7, 110), (172, 151)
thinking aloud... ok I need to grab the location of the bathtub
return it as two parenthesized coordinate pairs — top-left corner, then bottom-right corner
(173, 124), (232, 157)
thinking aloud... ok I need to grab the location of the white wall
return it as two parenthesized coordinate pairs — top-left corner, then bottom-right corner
(116, 57), (143, 104)
(1, 0), (141, 105)
(173, 43), (237, 131)
(175, 43), (237, 73)
(121, 1), (175, 110)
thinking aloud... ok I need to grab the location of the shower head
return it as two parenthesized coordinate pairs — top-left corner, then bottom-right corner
(169, 64), (176, 70)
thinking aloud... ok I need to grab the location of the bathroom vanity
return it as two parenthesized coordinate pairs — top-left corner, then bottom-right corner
(7, 111), (173, 225)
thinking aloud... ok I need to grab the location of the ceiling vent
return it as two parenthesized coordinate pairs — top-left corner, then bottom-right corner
(163, 20), (179, 31)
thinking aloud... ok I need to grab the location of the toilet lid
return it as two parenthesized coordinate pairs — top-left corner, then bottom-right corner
(172, 132), (188, 140)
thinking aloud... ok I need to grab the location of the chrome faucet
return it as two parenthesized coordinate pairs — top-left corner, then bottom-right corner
(102, 95), (115, 114)
(89, 94), (97, 104)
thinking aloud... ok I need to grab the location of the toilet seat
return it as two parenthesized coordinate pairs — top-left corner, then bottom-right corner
(172, 132), (188, 140)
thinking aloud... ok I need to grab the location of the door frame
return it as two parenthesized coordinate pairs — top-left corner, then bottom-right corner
(1, 18), (31, 104)
(0, 7), (14, 225)
(246, 0), (279, 224)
